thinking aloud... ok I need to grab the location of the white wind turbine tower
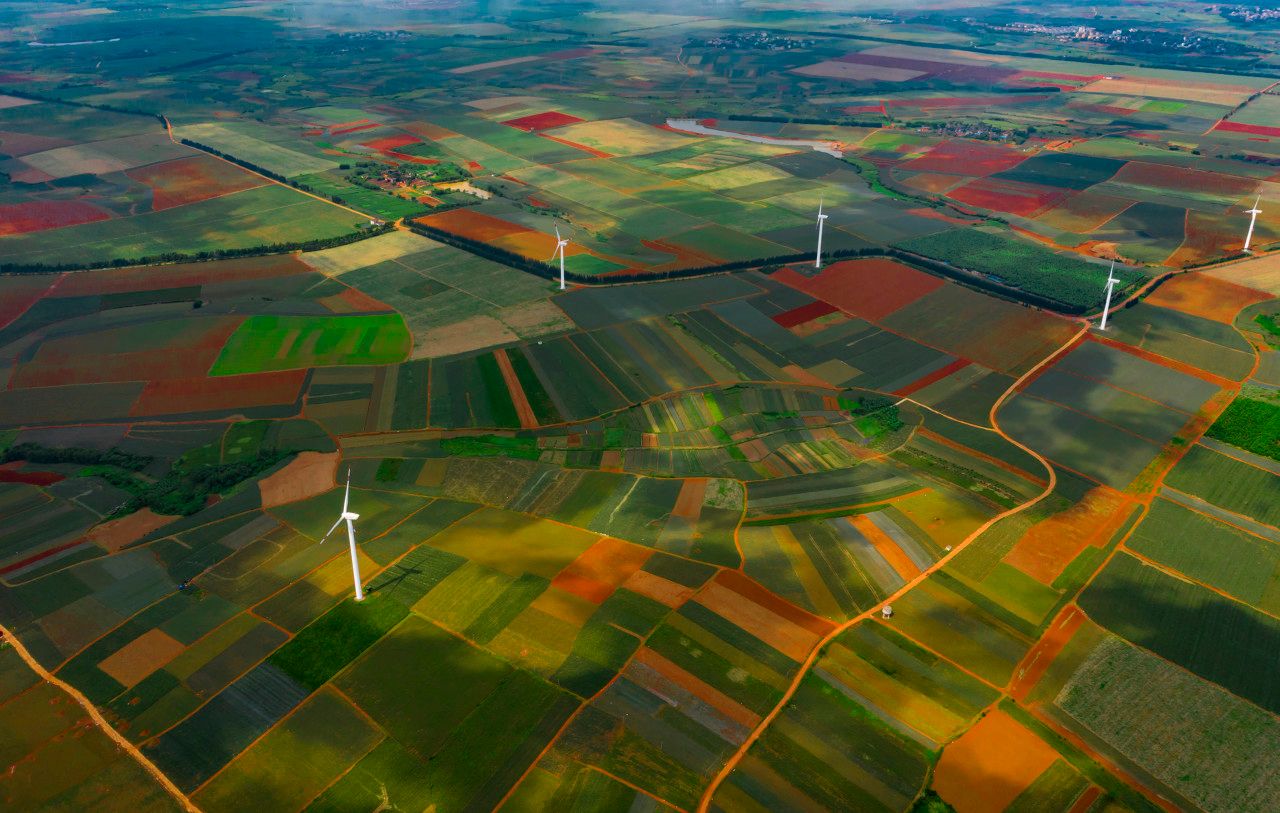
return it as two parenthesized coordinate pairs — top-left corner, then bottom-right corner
(814, 198), (829, 269)
(550, 224), (570, 290)
(1098, 260), (1121, 331)
(1244, 194), (1263, 253)
(320, 469), (364, 601)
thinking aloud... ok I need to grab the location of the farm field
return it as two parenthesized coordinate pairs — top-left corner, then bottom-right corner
(2, 3), (1279, 812)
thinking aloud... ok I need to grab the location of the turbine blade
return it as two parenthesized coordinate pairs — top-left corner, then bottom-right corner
(319, 515), (343, 543)
(555, 225), (562, 241)
(342, 469), (350, 514)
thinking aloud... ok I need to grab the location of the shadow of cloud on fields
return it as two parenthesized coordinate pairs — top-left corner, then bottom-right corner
(1077, 552), (1280, 717)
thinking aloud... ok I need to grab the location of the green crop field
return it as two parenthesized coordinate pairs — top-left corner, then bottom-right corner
(210, 313), (410, 374)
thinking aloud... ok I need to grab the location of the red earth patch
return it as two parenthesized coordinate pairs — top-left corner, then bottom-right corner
(949, 178), (1066, 217)
(362, 133), (421, 151)
(772, 300), (838, 328)
(126, 155), (265, 211)
(773, 258), (945, 322)
(502, 111), (586, 132)
(1214, 120), (1280, 138)
(0, 200), (110, 236)
(899, 139), (1027, 176)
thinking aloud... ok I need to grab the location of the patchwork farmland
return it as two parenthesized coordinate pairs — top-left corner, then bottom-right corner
(2, 3), (1280, 813)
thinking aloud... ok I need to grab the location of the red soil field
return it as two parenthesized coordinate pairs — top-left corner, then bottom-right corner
(330, 121), (379, 135)
(501, 111), (585, 132)
(53, 255), (310, 296)
(948, 178), (1066, 217)
(894, 358), (970, 397)
(1110, 160), (1257, 198)
(773, 258), (945, 322)
(536, 132), (613, 158)
(416, 208), (530, 242)
(0, 539), (86, 577)
(772, 300), (838, 328)
(1214, 120), (1280, 138)
(126, 154), (265, 211)
(0, 462), (64, 486)
(131, 369), (307, 416)
(551, 536), (652, 604)
(362, 133), (421, 151)
(1166, 211), (1238, 267)
(1008, 605), (1086, 701)
(0, 200), (110, 236)
(0, 274), (60, 329)
(899, 139), (1027, 176)
(1004, 486), (1131, 584)
(1142, 271), (1272, 324)
(712, 569), (835, 637)
(12, 316), (245, 388)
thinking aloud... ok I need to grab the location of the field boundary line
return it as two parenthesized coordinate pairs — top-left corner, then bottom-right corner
(694, 324), (1086, 812)
(0, 629), (199, 812)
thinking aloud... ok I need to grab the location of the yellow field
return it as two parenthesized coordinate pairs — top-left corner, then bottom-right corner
(549, 118), (694, 156)
(424, 507), (600, 578)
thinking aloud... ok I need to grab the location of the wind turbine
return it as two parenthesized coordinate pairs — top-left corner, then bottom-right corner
(550, 225), (570, 290)
(1098, 260), (1121, 331)
(320, 469), (364, 601)
(1244, 194), (1263, 253)
(814, 198), (828, 269)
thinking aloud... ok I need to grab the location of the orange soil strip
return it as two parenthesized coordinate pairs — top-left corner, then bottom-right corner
(712, 570), (835, 637)
(917, 428), (1048, 487)
(895, 358), (970, 397)
(1069, 787), (1103, 813)
(550, 536), (652, 605)
(96, 628), (186, 688)
(416, 207), (530, 242)
(780, 363), (832, 388)
(932, 708), (1060, 813)
(622, 569), (695, 607)
(1009, 605), (1084, 700)
(258, 451), (339, 509)
(86, 508), (177, 554)
(671, 478), (708, 521)
(131, 369), (307, 416)
(1142, 272), (1273, 325)
(335, 285), (393, 313)
(493, 348), (538, 429)
(537, 131), (614, 158)
(847, 515), (921, 581)
(632, 647), (762, 730)
(1003, 487), (1132, 584)
(697, 583), (829, 661)
(1087, 334), (1237, 388)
